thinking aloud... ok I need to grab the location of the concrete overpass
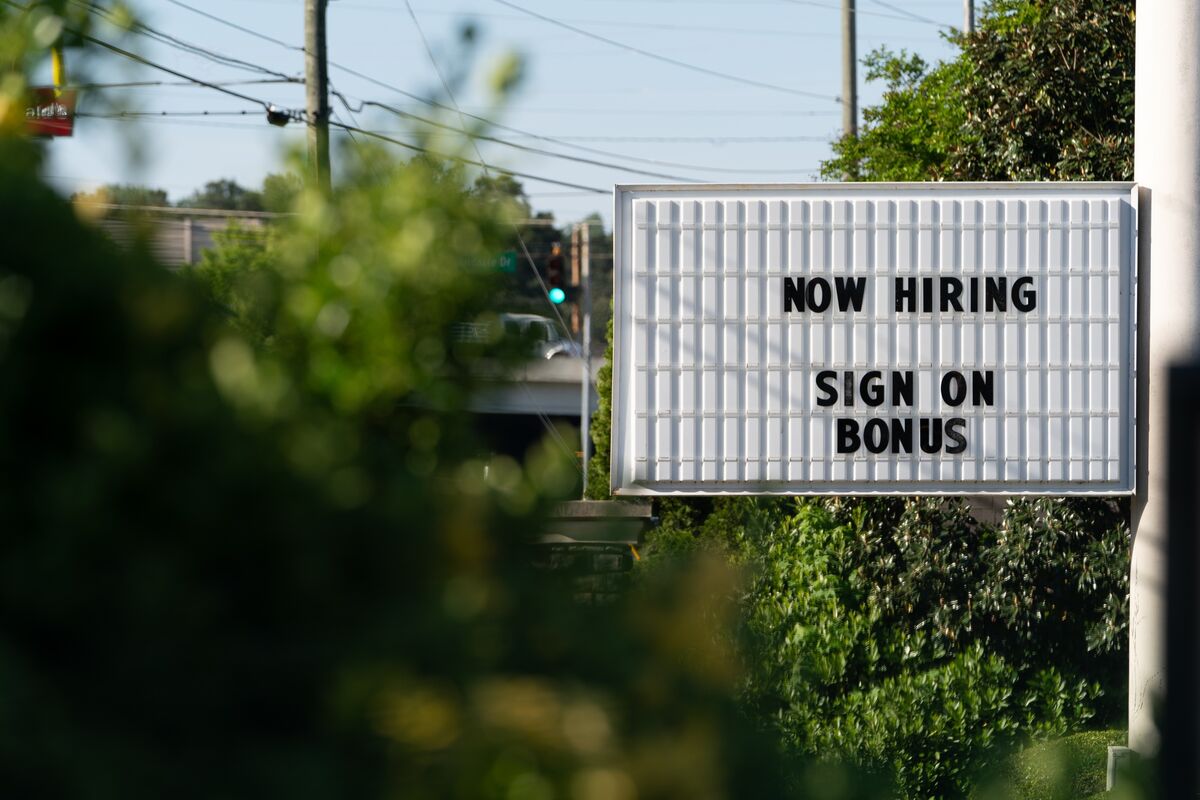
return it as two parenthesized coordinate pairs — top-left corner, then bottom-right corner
(469, 356), (600, 418)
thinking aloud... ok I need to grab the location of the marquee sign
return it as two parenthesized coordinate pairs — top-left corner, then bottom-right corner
(611, 183), (1137, 495)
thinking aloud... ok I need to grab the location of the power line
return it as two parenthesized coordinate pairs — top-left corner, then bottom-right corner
(352, 95), (824, 175)
(73, 78), (300, 90)
(343, 95), (702, 182)
(440, 107), (841, 117)
(333, 5), (837, 38)
(55, 21), (610, 196)
(492, 0), (840, 102)
(589, 0), (941, 22)
(327, 1), (944, 40)
(164, 0), (305, 52)
(67, 29), (279, 111)
(502, 134), (830, 143)
(327, 120), (609, 195)
(79, 110), (265, 118)
(155, 0), (807, 181)
(72, 0), (299, 81)
(866, 0), (950, 27)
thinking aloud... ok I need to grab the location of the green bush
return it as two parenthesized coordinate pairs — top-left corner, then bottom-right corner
(729, 500), (1127, 799)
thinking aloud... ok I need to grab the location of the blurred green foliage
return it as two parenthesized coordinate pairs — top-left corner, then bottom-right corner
(72, 183), (169, 206)
(0, 5), (846, 796)
(0, 127), (824, 799)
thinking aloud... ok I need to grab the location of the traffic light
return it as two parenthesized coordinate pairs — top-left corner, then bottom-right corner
(546, 242), (565, 304)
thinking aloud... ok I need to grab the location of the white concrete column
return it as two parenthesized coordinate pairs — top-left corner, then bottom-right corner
(1130, 0), (1200, 756)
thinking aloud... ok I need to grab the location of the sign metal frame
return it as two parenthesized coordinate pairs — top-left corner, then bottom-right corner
(611, 182), (1138, 497)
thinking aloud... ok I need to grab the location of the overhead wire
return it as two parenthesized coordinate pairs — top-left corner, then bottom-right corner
(68, 29), (279, 111)
(349, 94), (819, 175)
(403, 0), (579, 348)
(157, 0), (798, 179)
(79, 109), (265, 117)
(777, 0), (947, 25)
(72, 0), (300, 81)
(335, 93), (702, 182)
(38, 15), (611, 195)
(491, 0), (840, 102)
(163, 0), (304, 52)
(596, 0), (941, 23)
(325, 119), (608, 194)
(503, 134), (829, 143)
(865, 0), (950, 28)
(73, 78), (300, 89)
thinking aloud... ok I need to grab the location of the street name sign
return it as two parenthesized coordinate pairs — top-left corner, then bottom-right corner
(611, 183), (1137, 495)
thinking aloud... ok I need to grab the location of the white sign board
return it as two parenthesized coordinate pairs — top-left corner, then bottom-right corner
(611, 183), (1137, 496)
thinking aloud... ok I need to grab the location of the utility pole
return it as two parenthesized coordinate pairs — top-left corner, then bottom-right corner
(841, 0), (857, 141)
(578, 222), (592, 498)
(1128, 0), (1200, 778)
(963, 0), (975, 34)
(305, 0), (331, 192)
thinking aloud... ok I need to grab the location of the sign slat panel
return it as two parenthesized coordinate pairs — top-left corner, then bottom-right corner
(612, 183), (1137, 496)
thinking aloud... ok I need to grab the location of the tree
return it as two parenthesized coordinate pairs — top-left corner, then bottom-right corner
(261, 172), (303, 213)
(177, 178), (264, 211)
(735, 497), (1127, 798)
(473, 173), (531, 219)
(822, 0), (1133, 182)
(71, 183), (169, 207)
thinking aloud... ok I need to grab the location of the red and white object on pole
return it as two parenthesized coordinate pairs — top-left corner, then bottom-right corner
(25, 87), (76, 137)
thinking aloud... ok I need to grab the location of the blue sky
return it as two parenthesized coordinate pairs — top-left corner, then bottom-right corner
(42, 0), (966, 225)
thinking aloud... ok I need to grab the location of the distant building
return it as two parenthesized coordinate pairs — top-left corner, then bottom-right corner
(92, 204), (278, 267)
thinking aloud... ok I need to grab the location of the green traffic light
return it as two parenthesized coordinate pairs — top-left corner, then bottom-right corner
(548, 287), (566, 304)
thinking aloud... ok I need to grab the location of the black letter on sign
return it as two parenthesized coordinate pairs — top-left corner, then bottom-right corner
(890, 418), (913, 454)
(919, 418), (943, 454)
(807, 277), (831, 312)
(945, 417), (967, 454)
(941, 371), (967, 407)
(941, 277), (964, 312)
(837, 418), (861, 453)
(815, 370), (838, 406)
(892, 371), (914, 407)
(836, 277), (868, 312)
(863, 418), (889, 454)
(1012, 276), (1037, 312)
(861, 370), (884, 406)
(784, 277), (805, 312)
(895, 277), (917, 312)
(972, 370), (995, 406)
(986, 277), (1008, 312)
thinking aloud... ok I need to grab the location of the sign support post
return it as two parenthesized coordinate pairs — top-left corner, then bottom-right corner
(1129, 0), (1200, 767)
(579, 221), (592, 497)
